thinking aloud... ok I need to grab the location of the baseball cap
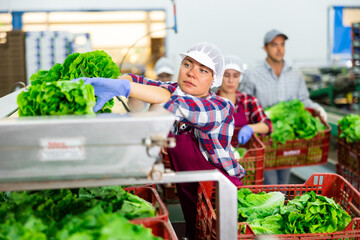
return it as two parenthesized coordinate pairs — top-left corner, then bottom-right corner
(264, 29), (288, 45)
(154, 57), (175, 75)
(180, 42), (225, 88)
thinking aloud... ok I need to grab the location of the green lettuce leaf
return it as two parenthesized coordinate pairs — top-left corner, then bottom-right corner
(338, 114), (360, 143)
(264, 99), (326, 147)
(237, 188), (285, 221)
(17, 80), (95, 116)
(18, 50), (120, 116)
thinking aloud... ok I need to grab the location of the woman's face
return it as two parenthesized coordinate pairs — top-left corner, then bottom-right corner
(220, 69), (241, 94)
(177, 56), (214, 98)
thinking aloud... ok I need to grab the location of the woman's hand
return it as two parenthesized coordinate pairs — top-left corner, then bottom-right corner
(73, 77), (131, 112)
(237, 125), (254, 144)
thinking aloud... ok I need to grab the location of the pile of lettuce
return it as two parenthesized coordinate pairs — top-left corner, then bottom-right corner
(0, 186), (160, 239)
(237, 189), (351, 235)
(17, 50), (120, 116)
(264, 99), (326, 145)
(338, 114), (360, 143)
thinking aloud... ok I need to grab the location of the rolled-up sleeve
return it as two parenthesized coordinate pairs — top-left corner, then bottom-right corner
(126, 73), (176, 93)
(164, 88), (234, 133)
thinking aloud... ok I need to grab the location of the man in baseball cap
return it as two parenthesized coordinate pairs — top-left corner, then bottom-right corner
(263, 29), (288, 45)
(240, 29), (327, 186)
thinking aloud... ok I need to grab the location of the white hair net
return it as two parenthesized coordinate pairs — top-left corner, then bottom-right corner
(154, 57), (175, 75)
(224, 56), (245, 82)
(180, 42), (225, 88)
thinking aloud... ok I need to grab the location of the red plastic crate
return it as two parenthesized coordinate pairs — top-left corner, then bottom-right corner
(130, 219), (178, 240)
(259, 108), (331, 170)
(124, 185), (169, 222)
(160, 151), (179, 202)
(196, 173), (360, 240)
(337, 128), (360, 172)
(232, 133), (265, 185)
(336, 163), (360, 192)
(160, 183), (178, 202)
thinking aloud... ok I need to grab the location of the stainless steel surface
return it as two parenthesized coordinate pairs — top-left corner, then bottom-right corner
(0, 111), (175, 181)
(0, 88), (23, 118)
(0, 169), (238, 240)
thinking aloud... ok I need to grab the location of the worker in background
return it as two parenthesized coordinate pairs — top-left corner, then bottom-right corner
(216, 56), (272, 145)
(75, 42), (245, 240)
(148, 57), (175, 111)
(154, 57), (175, 82)
(240, 29), (327, 185)
(126, 57), (175, 112)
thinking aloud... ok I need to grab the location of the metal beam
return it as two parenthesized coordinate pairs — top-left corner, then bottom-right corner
(12, 11), (23, 30)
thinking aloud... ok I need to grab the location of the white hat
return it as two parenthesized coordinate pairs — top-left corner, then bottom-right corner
(154, 57), (174, 75)
(224, 56), (244, 73)
(224, 56), (246, 83)
(180, 42), (225, 88)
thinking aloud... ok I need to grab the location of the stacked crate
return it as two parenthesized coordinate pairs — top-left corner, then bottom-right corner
(196, 173), (360, 240)
(0, 31), (26, 98)
(25, 31), (93, 83)
(336, 128), (360, 191)
(160, 152), (179, 202)
(259, 108), (331, 169)
(231, 132), (265, 185)
(352, 22), (360, 74)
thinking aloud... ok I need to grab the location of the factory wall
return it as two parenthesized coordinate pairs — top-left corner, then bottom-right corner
(1, 0), (359, 77)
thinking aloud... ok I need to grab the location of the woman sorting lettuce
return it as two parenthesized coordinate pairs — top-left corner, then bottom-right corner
(75, 42), (245, 240)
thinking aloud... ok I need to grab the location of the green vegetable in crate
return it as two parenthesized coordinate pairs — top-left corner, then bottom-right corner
(61, 51), (120, 81)
(280, 191), (351, 234)
(264, 99), (326, 146)
(0, 186), (157, 239)
(57, 206), (162, 240)
(247, 214), (284, 234)
(237, 190), (352, 235)
(17, 50), (120, 116)
(237, 188), (285, 222)
(17, 80), (95, 116)
(231, 146), (247, 159)
(78, 186), (156, 219)
(236, 147), (248, 158)
(338, 114), (360, 143)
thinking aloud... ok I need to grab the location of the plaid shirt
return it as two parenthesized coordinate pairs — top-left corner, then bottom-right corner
(127, 74), (246, 179)
(234, 91), (272, 132)
(240, 60), (321, 109)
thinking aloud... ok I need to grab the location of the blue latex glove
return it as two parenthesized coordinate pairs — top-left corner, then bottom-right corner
(73, 77), (131, 112)
(237, 125), (253, 145)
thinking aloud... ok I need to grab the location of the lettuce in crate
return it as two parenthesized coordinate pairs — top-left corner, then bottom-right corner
(237, 189), (351, 235)
(17, 50), (120, 116)
(338, 114), (360, 143)
(264, 99), (326, 146)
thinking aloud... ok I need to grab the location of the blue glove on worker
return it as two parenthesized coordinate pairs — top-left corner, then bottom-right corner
(237, 125), (253, 145)
(73, 77), (131, 113)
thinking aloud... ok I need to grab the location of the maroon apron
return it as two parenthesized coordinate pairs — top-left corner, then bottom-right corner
(167, 128), (242, 239)
(215, 91), (249, 137)
(233, 100), (249, 138)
